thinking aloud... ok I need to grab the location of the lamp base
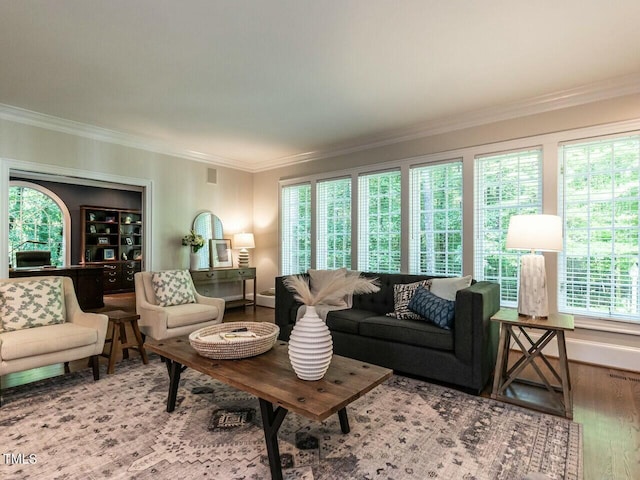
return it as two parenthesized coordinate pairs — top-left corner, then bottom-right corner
(237, 248), (249, 268)
(518, 253), (549, 318)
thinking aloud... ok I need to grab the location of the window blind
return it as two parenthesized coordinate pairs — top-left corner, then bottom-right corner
(280, 183), (311, 275)
(474, 149), (542, 304)
(409, 161), (463, 275)
(559, 134), (640, 321)
(316, 177), (352, 269)
(358, 170), (401, 273)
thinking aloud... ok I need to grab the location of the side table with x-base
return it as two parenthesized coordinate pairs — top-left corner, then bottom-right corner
(491, 308), (574, 419)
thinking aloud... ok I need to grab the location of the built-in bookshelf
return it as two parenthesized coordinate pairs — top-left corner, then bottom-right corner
(80, 206), (143, 292)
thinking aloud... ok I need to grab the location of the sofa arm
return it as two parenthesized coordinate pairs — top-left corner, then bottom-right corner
(275, 275), (304, 341)
(70, 311), (109, 355)
(454, 281), (500, 365)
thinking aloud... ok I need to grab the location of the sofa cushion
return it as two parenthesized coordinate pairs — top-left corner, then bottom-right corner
(0, 277), (65, 332)
(0, 322), (98, 361)
(151, 270), (196, 307)
(358, 315), (454, 351)
(430, 275), (472, 301)
(326, 308), (376, 334)
(165, 303), (220, 328)
(408, 287), (455, 330)
(387, 280), (429, 320)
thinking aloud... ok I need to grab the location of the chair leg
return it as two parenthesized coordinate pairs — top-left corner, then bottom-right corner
(91, 355), (100, 381)
(64, 362), (70, 374)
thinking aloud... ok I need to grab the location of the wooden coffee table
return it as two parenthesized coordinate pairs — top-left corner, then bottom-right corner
(145, 336), (392, 480)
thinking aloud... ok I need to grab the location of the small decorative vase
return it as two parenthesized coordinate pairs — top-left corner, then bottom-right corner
(190, 252), (199, 271)
(288, 305), (333, 381)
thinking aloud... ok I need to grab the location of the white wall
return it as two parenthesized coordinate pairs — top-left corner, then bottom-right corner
(0, 118), (254, 274)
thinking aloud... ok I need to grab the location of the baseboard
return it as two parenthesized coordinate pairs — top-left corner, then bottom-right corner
(512, 332), (640, 372)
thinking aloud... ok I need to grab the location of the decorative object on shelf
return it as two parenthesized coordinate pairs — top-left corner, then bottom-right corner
(104, 248), (116, 261)
(182, 229), (205, 270)
(233, 232), (255, 268)
(506, 214), (563, 318)
(210, 238), (233, 268)
(189, 322), (279, 359)
(98, 237), (109, 245)
(133, 250), (142, 260)
(283, 273), (380, 380)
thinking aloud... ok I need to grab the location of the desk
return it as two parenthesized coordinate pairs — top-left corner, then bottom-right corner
(9, 265), (104, 310)
(491, 309), (574, 418)
(190, 268), (256, 310)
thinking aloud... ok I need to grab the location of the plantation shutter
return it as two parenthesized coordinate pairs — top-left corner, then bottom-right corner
(316, 177), (352, 270)
(409, 161), (463, 275)
(280, 183), (311, 275)
(559, 134), (640, 321)
(357, 170), (402, 273)
(474, 148), (542, 305)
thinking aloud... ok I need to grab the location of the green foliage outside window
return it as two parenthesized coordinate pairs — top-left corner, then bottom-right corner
(9, 185), (64, 267)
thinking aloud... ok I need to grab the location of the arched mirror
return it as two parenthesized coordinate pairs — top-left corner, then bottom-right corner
(192, 211), (223, 269)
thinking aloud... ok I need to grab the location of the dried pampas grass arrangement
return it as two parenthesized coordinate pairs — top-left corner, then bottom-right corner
(283, 273), (380, 306)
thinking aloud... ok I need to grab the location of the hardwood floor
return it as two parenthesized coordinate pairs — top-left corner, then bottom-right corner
(2, 294), (639, 479)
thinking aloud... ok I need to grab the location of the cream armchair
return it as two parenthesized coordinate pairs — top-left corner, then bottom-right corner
(134, 271), (225, 340)
(0, 276), (108, 406)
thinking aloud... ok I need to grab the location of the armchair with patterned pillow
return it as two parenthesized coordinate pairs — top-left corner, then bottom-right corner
(0, 276), (109, 406)
(134, 270), (225, 341)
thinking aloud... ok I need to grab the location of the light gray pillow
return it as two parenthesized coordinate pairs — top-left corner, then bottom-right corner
(151, 270), (196, 307)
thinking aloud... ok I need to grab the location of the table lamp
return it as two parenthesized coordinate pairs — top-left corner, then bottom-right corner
(506, 214), (563, 318)
(233, 233), (255, 268)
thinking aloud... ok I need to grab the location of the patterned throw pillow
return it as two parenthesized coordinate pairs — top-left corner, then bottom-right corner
(0, 278), (66, 332)
(408, 286), (455, 330)
(151, 270), (196, 307)
(387, 280), (429, 320)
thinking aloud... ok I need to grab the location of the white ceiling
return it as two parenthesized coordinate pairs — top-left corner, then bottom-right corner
(1, 1), (639, 172)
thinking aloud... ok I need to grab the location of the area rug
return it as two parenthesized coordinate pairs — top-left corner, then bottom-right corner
(0, 356), (582, 480)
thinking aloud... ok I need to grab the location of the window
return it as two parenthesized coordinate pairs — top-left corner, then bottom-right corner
(559, 134), (640, 322)
(317, 177), (351, 269)
(358, 170), (401, 273)
(280, 183), (311, 275)
(410, 161), (463, 275)
(9, 182), (69, 267)
(475, 149), (542, 304)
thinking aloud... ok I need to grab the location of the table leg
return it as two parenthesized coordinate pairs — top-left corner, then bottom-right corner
(107, 321), (121, 375)
(338, 407), (350, 433)
(557, 331), (573, 419)
(492, 324), (509, 398)
(167, 360), (183, 413)
(258, 398), (288, 480)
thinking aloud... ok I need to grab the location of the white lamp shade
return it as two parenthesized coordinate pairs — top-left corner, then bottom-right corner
(506, 214), (563, 252)
(233, 233), (255, 249)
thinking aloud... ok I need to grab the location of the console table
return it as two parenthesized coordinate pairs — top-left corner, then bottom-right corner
(491, 308), (574, 418)
(190, 267), (256, 310)
(9, 265), (104, 310)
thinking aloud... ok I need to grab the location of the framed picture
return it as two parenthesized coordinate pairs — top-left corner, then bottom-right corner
(98, 237), (109, 245)
(103, 248), (115, 260)
(125, 237), (133, 245)
(132, 250), (142, 260)
(89, 225), (97, 234)
(210, 238), (232, 268)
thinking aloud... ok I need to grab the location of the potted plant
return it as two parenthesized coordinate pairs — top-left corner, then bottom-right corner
(182, 230), (205, 270)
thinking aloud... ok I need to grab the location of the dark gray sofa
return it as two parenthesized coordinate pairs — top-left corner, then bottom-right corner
(275, 272), (501, 393)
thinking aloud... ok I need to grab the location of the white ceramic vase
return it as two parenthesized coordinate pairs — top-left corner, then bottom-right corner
(288, 305), (333, 381)
(190, 252), (199, 271)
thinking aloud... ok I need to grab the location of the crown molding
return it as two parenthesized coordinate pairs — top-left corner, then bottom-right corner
(2, 72), (640, 174)
(0, 104), (249, 171)
(254, 72), (640, 172)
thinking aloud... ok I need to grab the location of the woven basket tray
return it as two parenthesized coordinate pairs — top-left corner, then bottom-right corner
(188, 322), (280, 359)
